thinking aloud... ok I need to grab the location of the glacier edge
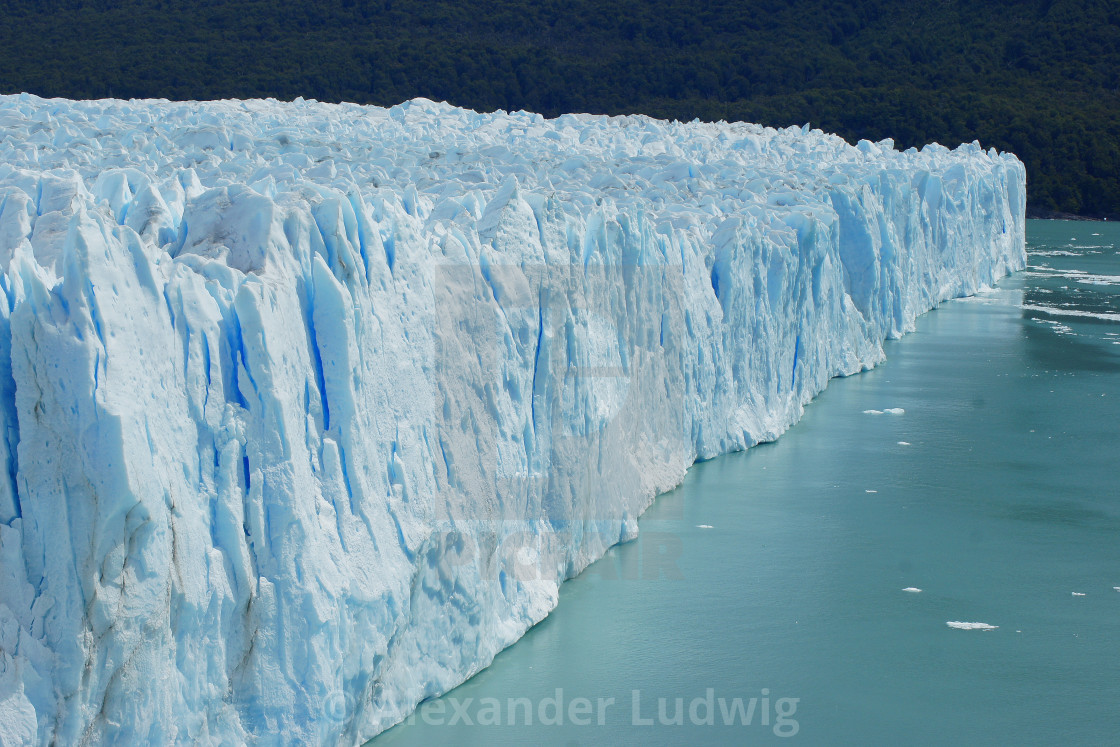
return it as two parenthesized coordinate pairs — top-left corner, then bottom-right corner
(0, 94), (1025, 745)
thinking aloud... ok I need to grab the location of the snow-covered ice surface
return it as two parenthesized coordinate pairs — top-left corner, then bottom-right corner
(0, 94), (1025, 744)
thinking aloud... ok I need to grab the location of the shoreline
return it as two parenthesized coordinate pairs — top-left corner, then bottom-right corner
(1026, 209), (1115, 222)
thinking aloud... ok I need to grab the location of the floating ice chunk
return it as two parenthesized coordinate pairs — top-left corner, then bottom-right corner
(696, 524), (713, 529)
(1021, 304), (1120, 322)
(947, 622), (998, 630)
(884, 408), (905, 415)
(1072, 592), (1086, 596)
(865, 489), (878, 493)
(898, 441), (911, 446)
(863, 409), (884, 414)
(1027, 267), (1120, 285)
(902, 587), (922, 593)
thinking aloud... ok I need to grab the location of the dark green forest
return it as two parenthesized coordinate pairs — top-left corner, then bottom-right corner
(1, 0), (1117, 218)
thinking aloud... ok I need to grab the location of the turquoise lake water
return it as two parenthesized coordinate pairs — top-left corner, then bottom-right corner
(371, 220), (1120, 746)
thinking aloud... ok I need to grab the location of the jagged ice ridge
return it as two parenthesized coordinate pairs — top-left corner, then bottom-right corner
(0, 94), (1025, 745)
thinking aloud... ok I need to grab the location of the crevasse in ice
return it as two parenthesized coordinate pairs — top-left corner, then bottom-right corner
(0, 94), (1025, 745)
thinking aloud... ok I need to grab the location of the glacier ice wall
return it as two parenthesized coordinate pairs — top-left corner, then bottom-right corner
(0, 94), (1024, 745)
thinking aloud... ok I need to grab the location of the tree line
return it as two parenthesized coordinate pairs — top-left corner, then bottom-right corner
(1, 0), (1117, 218)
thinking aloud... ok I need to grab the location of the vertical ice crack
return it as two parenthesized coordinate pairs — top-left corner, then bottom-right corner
(529, 292), (545, 436)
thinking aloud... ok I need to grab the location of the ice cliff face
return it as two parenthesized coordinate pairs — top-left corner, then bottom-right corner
(0, 94), (1024, 745)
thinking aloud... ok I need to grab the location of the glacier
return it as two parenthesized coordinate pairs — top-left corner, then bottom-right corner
(0, 93), (1025, 745)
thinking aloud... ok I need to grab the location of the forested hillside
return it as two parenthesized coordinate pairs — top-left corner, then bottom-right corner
(2, 0), (1117, 217)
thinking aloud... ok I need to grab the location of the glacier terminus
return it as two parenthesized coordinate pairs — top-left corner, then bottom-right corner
(0, 94), (1025, 745)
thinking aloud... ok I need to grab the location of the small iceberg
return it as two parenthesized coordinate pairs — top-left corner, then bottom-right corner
(947, 621), (998, 631)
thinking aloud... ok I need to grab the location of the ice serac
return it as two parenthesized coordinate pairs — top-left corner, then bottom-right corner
(0, 94), (1025, 744)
